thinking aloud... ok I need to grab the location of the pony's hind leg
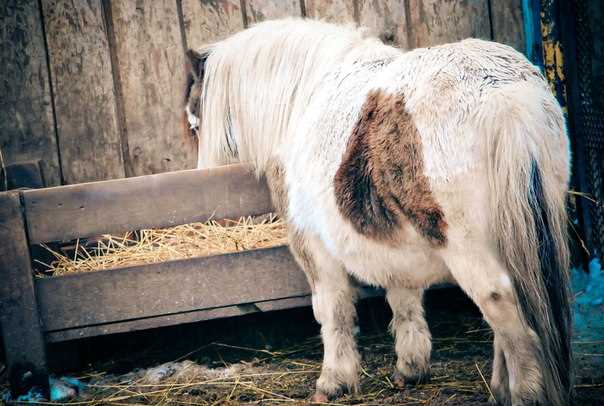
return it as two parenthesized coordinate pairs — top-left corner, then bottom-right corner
(289, 231), (361, 402)
(386, 287), (431, 387)
(441, 247), (544, 405)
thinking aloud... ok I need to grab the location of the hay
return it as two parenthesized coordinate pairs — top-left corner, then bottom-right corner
(37, 215), (287, 277)
(55, 327), (495, 405)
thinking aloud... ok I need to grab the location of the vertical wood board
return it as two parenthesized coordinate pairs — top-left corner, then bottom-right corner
(41, 0), (124, 184)
(181, 0), (245, 49)
(0, 0), (60, 186)
(110, 1), (197, 177)
(304, 0), (356, 23)
(0, 192), (48, 395)
(358, 0), (410, 48)
(491, 0), (525, 53)
(245, 0), (301, 23)
(406, 0), (491, 48)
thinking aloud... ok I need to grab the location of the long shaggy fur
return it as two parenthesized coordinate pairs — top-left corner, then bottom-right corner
(479, 83), (572, 405)
(188, 18), (573, 404)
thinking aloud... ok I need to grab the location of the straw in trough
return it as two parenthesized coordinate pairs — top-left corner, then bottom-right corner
(37, 215), (287, 277)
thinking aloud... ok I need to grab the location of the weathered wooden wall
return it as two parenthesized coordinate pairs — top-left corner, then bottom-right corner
(1, 0), (61, 186)
(1, 0), (525, 186)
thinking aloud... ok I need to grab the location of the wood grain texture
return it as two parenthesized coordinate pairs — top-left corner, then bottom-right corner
(491, 0), (525, 53)
(45, 296), (316, 342)
(358, 0), (409, 47)
(110, 1), (197, 177)
(37, 245), (307, 331)
(45, 287), (383, 342)
(41, 0), (124, 184)
(406, 0), (491, 48)
(0, 192), (49, 394)
(304, 0), (356, 23)
(0, 0), (60, 186)
(245, 0), (301, 23)
(23, 164), (272, 243)
(181, 0), (245, 49)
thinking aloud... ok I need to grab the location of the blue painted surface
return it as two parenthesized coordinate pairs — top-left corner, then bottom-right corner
(1, 376), (85, 403)
(572, 258), (604, 340)
(522, 0), (545, 70)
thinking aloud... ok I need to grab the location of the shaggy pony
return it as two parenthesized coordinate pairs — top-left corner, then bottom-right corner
(185, 19), (572, 406)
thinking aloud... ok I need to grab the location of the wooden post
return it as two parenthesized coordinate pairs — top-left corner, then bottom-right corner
(0, 192), (49, 397)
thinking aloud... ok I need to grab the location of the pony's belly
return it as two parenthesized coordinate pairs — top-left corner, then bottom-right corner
(330, 233), (451, 289)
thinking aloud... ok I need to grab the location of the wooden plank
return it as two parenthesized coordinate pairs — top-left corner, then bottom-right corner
(44, 285), (384, 342)
(181, 0), (245, 49)
(245, 0), (302, 23)
(303, 0), (356, 23)
(23, 163), (272, 244)
(36, 246), (307, 332)
(41, 0), (124, 184)
(491, 0), (525, 53)
(0, 192), (49, 396)
(0, 0), (60, 186)
(110, 1), (197, 177)
(46, 296), (311, 342)
(5, 160), (44, 189)
(358, 0), (410, 47)
(406, 0), (491, 48)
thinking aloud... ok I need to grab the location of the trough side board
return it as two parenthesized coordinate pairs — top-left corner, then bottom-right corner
(22, 163), (272, 244)
(36, 246), (306, 332)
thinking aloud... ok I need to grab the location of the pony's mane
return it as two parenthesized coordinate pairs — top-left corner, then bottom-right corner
(198, 18), (398, 171)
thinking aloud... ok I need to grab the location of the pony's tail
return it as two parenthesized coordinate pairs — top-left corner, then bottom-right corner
(482, 83), (572, 406)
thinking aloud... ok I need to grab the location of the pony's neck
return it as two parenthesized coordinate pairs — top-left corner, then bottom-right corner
(199, 19), (398, 173)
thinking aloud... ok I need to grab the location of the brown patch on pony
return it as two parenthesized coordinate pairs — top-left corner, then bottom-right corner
(288, 229), (319, 290)
(265, 159), (288, 218)
(334, 90), (447, 246)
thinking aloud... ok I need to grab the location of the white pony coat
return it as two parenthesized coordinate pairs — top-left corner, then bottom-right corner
(280, 39), (562, 289)
(191, 19), (571, 405)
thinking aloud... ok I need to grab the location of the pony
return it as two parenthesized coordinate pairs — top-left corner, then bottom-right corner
(184, 19), (572, 405)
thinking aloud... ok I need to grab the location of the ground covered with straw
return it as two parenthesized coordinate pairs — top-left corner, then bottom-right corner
(4, 290), (600, 405)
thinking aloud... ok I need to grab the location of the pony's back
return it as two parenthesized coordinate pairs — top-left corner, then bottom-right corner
(197, 18), (400, 171)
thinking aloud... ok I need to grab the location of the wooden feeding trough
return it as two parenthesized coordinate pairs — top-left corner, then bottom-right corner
(0, 163), (380, 394)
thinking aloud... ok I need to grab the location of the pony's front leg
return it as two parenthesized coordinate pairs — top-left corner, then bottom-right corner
(386, 287), (431, 387)
(288, 232), (360, 402)
(312, 266), (360, 401)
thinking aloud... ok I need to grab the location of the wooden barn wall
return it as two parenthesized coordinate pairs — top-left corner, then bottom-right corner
(1, 0), (525, 187)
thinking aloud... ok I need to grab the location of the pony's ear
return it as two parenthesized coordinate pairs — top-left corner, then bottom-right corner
(186, 49), (208, 80)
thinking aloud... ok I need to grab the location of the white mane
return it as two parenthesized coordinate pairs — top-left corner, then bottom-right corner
(197, 18), (399, 171)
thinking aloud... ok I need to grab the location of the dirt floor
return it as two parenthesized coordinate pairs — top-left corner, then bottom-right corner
(1, 288), (603, 405)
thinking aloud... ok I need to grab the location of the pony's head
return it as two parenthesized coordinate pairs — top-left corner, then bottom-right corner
(184, 48), (209, 138)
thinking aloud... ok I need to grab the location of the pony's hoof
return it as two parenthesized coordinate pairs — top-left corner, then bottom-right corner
(392, 372), (406, 388)
(309, 391), (329, 403)
(392, 371), (430, 388)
